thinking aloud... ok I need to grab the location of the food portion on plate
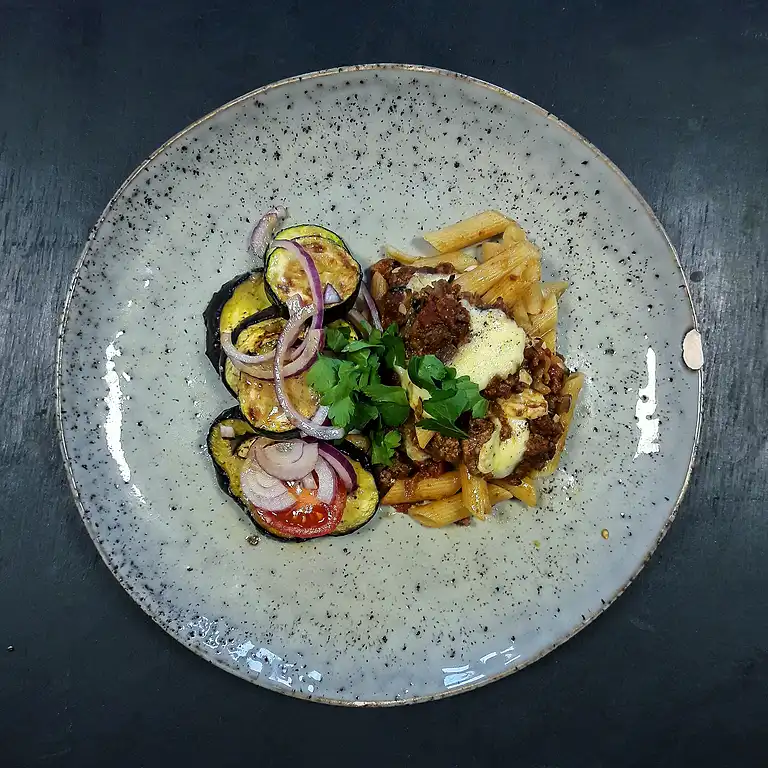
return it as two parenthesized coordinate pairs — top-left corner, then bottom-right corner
(204, 208), (582, 540)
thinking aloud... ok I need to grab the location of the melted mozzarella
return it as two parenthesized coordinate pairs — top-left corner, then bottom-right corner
(477, 418), (530, 478)
(450, 302), (526, 390)
(405, 272), (451, 293)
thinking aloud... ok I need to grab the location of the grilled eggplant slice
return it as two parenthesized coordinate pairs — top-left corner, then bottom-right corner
(207, 408), (258, 511)
(223, 314), (360, 435)
(208, 418), (379, 541)
(222, 309), (317, 438)
(265, 226), (362, 319)
(203, 271), (272, 373)
(274, 224), (346, 248)
(327, 441), (379, 536)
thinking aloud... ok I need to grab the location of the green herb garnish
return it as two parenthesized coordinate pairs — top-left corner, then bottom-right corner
(408, 355), (488, 439)
(307, 323), (409, 466)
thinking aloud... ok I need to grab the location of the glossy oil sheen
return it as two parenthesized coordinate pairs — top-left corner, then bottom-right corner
(57, 65), (701, 705)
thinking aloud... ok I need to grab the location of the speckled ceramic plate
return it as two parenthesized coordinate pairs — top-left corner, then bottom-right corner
(57, 65), (701, 705)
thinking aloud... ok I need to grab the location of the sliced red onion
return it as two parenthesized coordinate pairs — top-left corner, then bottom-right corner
(241, 461), (295, 511)
(219, 424), (236, 439)
(347, 308), (372, 337)
(255, 438), (319, 481)
(301, 472), (317, 490)
(317, 442), (358, 491)
(221, 330), (276, 368)
(274, 302), (344, 441)
(249, 206), (286, 262)
(323, 283), (342, 304)
(272, 240), (325, 330)
(311, 405), (329, 424)
(232, 329), (322, 380)
(359, 281), (383, 331)
(313, 457), (337, 504)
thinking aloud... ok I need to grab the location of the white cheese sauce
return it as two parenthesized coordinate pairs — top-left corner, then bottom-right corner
(450, 301), (526, 391)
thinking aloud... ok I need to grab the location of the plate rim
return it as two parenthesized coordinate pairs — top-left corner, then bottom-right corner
(55, 63), (704, 706)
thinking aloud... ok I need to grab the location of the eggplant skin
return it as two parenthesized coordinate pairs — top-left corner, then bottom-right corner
(203, 271), (272, 374)
(274, 224), (347, 249)
(221, 306), (282, 398)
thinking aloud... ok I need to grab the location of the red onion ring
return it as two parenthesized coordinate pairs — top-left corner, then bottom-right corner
(249, 206), (286, 262)
(311, 405), (329, 424)
(254, 438), (319, 481)
(272, 240), (325, 330)
(313, 457), (337, 504)
(323, 283), (342, 304)
(317, 442), (358, 491)
(240, 459), (295, 510)
(346, 308), (372, 337)
(274, 301), (344, 441)
(359, 281), (383, 331)
(231, 328), (323, 380)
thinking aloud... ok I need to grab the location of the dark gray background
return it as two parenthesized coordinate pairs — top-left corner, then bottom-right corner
(1, 1), (766, 766)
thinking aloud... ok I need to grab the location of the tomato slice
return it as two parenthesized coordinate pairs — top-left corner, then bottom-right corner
(251, 483), (347, 539)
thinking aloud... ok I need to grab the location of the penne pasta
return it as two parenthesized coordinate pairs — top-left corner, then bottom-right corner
(459, 463), (491, 520)
(541, 327), (556, 351)
(411, 250), (478, 271)
(408, 494), (466, 527)
(541, 280), (568, 299)
(523, 282), (544, 315)
(409, 484), (514, 527)
(539, 372), (585, 475)
(488, 484), (514, 504)
(511, 300), (531, 332)
(502, 221), (527, 246)
(423, 211), (509, 253)
(415, 426), (435, 448)
(453, 247), (528, 295)
(528, 294), (558, 337)
(491, 476), (537, 507)
(383, 244), (419, 264)
(382, 472), (461, 505)
(522, 258), (542, 283)
(480, 241), (505, 262)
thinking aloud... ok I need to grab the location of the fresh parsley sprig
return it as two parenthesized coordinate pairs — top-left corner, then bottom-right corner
(307, 323), (409, 466)
(408, 355), (488, 439)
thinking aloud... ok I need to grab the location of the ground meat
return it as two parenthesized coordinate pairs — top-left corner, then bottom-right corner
(378, 285), (412, 329)
(372, 260), (458, 332)
(461, 418), (495, 476)
(489, 401), (513, 440)
(525, 339), (568, 396)
(424, 432), (462, 464)
(483, 371), (527, 399)
(403, 281), (470, 361)
(371, 259), (454, 290)
(373, 452), (413, 494)
(513, 415), (564, 478)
